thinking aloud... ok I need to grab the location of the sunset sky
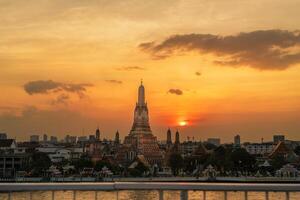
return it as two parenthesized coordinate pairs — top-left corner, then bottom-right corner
(1, 0), (300, 142)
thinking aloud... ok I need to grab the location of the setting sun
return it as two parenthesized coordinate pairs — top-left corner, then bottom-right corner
(179, 121), (188, 126)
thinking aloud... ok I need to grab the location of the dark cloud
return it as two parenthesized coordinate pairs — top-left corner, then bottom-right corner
(24, 80), (93, 98)
(51, 93), (70, 105)
(195, 71), (202, 76)
(116, 66), (145, 71)
(168, 88), (183, 95)
(105, 80), (123, 84)
(139, 30), (300, 70)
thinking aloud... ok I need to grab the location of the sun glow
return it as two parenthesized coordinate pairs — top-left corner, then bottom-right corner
(179, 120), (187, 126)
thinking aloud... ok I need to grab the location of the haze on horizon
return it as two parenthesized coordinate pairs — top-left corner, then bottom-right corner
(0, 0), (300, 142)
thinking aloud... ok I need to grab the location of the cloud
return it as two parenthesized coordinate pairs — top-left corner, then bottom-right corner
(24, 80), (93, 98)
(116, 66), (145, 71)
(168, 88), (183, 95)
(139, 30), (300, 70)
(195, 71), (202, 76)
(105, 79), (123, 84)
(51, 93), (70, 105)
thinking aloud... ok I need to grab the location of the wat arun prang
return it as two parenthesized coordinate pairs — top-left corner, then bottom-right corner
(120, 81), (164, 166)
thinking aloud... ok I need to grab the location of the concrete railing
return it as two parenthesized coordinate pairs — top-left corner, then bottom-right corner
(1, 182), (300, 192)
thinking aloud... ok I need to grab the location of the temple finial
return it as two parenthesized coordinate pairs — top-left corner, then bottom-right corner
(141, 78), (143, 85)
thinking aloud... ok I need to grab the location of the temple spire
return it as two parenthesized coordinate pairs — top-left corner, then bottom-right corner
(138, 80), (145, 106)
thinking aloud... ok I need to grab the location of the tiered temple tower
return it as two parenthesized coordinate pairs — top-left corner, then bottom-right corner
(123, 81), (163, 166)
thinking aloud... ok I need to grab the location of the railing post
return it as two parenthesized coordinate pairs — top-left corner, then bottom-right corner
(203, 191), (206, 200)
(95, 191), (98, 200)
(51, 191), (55, 200)
(8, 192), (11, 200)
(180, 190), (188, 200)
(29, 191), (32, 200)
(244, 191), (248, 200)
(285, 192), (290, 200)
(73, 190), (77, 200)
(158, 190), (164, 200)
(224, 191), (227, 200)
(265, 191), (269, 200)
(116, 190), (119, 200)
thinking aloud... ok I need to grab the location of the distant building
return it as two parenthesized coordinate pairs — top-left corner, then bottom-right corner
(30, 135), (39, 142)
(0, 133), (7, 140)
(43, 134), (48, 142)
(96, 128), (100, 141)
(89, 135), (96, 142)
(50, 136), (58, 143)
(273, 135), (285, 144)
(0, 139), (17, 150)
(180, 141), (199, 157)
(37, 145), (84, 163)
(78, 136), (88, 142)
(0, 139), (28, 177)
(244, 142), (275, 155)
(207, 138), (220, 146)
(65, 135), (77, 143)
(234, 135), (241, 146)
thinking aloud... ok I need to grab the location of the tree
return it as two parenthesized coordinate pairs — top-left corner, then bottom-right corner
(230, 148), (255, 172)
(204, 143), (217, 150)
(271, 155), (286, 170)
(30, 152), (51, 176)
(294, 146), (300, 156)
(73, 155), (93, 172)
(129, 162), (149, 177)
(168, 153), (184, 176)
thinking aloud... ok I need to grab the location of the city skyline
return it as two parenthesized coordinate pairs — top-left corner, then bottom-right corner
(0, 81), (297, 144)
(0, 0), (300, 142)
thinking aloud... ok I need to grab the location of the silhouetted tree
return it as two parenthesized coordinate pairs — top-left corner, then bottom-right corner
(230, 148), (255, 172)
(30, 152), (51, 176)
(294, 146), (300, 156)
(73, 155), (93, 172)
(271, 155), (286, 170)
(169, 153), (184, 176)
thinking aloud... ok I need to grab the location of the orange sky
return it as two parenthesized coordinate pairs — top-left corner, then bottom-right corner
(0, 0), (300, 142)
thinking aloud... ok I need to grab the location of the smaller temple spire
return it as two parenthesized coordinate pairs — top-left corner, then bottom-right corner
(115, 130), (120, 144)
(175, 129), (180, 145)
(167, 128), (172, 145)
(95, 126), (100, 141)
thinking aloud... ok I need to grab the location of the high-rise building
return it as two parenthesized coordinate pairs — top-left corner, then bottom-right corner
(166, 128), (172, 145)
(50, 136), (58, 143)
(273, 135), (285, 144)
(30, 135), (39, 142)
(234, 135), (241, 146)
(65, 135), (77, 143)
(78, 136), (88, 142)
(207, 138), (220, 146)
(0, 133), (7, 140)
(95, 127), (100, 141)
(119, 81), (163, 166)
(89, 135), (96, 142)
(43, 134), (48, 142)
